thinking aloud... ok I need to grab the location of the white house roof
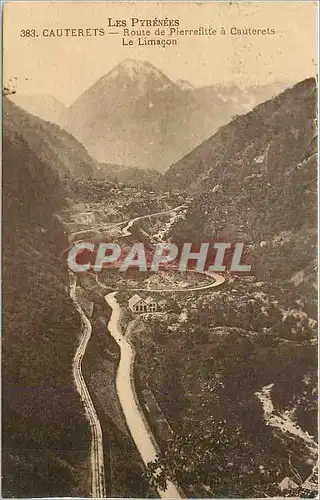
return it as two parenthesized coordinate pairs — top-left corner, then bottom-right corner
(129, 294), (143, 307)
(145, 296), (157, 304)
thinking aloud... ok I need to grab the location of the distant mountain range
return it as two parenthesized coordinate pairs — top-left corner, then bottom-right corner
(4, 97), (165, 186)
(96, 162), (162, 186)
(2, 73), (317, 496)
(58, 59), (291, 172)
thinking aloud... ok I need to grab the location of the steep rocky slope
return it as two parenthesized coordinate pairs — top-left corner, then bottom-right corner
(165, 77), (317, 281)
(2, 97), (90, 497)
(4, 98), (95, 179)
(130, 78), (318, 497)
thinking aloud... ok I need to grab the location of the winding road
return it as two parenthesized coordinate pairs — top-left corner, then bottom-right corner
(105, 292), (182, 498)
(70, 273), (106, 498)
(102, 271), (224, 497)
(70, 203), (225, 498)
(95, 269), (225, 293)
(101, 206), (225, 497)
(120, 204), (187, 238)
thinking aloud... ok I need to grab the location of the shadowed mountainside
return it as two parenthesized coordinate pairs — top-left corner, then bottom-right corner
(4, 98), (95, 179)
(165, 77), (317, 282)
(2, 97), (90, 497)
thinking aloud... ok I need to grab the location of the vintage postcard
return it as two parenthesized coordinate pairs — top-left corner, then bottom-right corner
(2, 1), (318, 498)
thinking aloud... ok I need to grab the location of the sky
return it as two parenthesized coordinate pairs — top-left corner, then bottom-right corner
(3, 1), (318, 105)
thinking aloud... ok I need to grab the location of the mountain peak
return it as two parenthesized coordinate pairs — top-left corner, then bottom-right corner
(116, 58), (154, 74)
(105, 59), (172, 89)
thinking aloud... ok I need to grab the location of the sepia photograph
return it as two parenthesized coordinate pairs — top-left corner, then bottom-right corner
(2, 1), (319, 498)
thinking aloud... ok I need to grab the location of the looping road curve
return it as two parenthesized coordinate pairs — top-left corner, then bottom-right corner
(70, 204), (225, 498)
(102, 206), (224, 498)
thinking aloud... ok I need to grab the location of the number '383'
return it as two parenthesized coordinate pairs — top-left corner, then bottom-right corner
(20, 29), (38, 37)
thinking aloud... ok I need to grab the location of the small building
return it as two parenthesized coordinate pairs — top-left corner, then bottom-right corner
(129, 294), (146, 313)
(145, 296), (158, 312)
(128, 294), (158, 313)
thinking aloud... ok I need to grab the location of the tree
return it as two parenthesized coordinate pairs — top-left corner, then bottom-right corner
(145, 419), (283, 497)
